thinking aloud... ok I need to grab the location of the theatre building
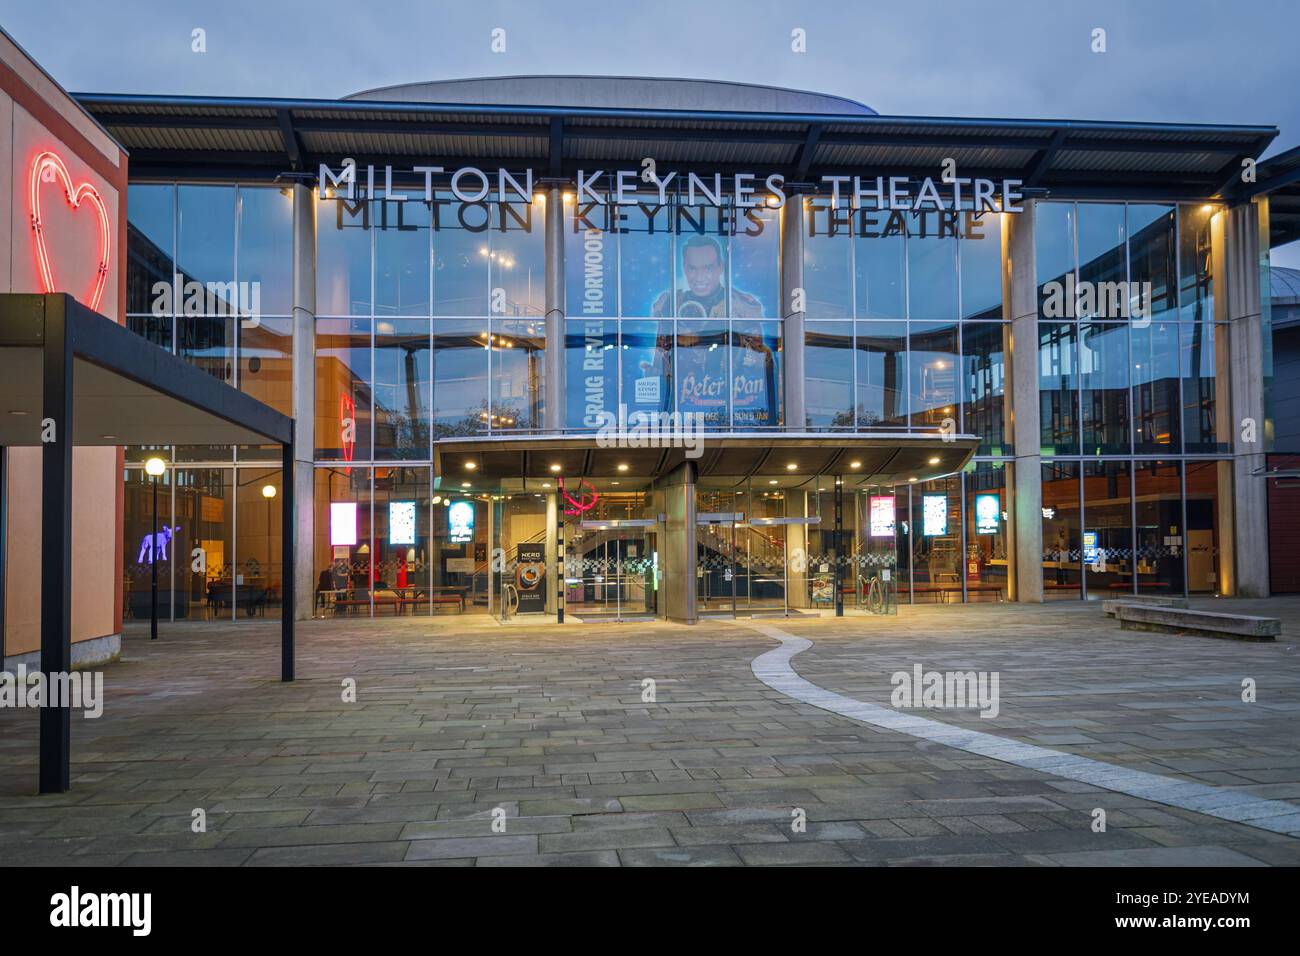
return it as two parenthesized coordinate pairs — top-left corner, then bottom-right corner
(7, 66), (1300, 640)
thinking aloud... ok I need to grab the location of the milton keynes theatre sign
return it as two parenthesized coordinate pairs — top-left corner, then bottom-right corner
(318, 162), (1027, 214)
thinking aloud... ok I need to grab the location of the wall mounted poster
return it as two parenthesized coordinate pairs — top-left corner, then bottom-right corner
(516, 542), (547, 613)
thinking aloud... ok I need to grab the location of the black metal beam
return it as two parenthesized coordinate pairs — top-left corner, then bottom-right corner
(549, 117), (563, 178)
(795, 124), (822, 177)
(277, 109), (303, 171)
(281, 441), (294, 682)
(39, 295), (73, 795)
(1025, 129), (1066, 187)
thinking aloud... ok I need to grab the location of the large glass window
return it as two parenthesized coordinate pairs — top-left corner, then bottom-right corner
(1075, 203), (1126, 318)
(1185, 461), (1224, 593)
(237, 187), (293, 317)
(373, 467), (432, 615)
(1042, 461), (1081, 600)
(491, 318), (546, 431)
(855, 210), (905, 318)
(908, 321), (958, 428)
(962, 322), (1009, 455)
(432, 320), (490, 436)
(375, 199), (431, 316)
(856, 320), (907, 429)
(621, 319), (674, 417)
(1134, 460), (1185, 596)
(1082, 459), (1132, 598)
(317, 196), (372, 316)
(676, 318), (729, 427)
(1080, 322), (1130, 455)
(1126, 204), (1176, 323)
(315, 318), (373, 461)
(804, 199), (853, 317)
(432, 193), (489, 316)
(730, 320), (781, 427)
(1131, 320), (1180, 454)
(907, 213), (959, 320)
(959, 212), (1003, 321)
(313, 466), (373, 616)
(565, 318), (619, 430)
(1181, 322), (1227, 453)
(239, 316), (293, 417)
(373, 318), (431, 458)
(805, 321), (853, 429)
(126, 184), (174, 333)
(966, 462), (1009, 601)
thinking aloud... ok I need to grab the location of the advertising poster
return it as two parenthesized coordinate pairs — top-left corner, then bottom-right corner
(515, 542), (547, 613)
(870, 495), (896, 537)
(922, 494), (948, 537)
(389, 501), (416, 545)
(448, 501), (475, 543)
(975, 493), (1000, 535)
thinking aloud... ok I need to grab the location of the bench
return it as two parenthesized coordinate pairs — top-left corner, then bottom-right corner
(1115, 604), (1280, 641)
(1103, 595), (1189, 616)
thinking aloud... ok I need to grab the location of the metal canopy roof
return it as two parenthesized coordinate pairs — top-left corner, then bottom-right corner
(0, 294), (292, 447)
(431, 432), (979, 486)
(72, 90), (1278, 202)
(1248, 144), (1300, 248)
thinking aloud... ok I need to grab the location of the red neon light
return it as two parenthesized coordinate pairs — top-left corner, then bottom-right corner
(29, 151), (111, 312)
(557, 477), (599, 516)
(340, 393), (356, 475)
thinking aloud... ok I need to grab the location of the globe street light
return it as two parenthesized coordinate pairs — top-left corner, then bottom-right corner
(144, 456), (166, 641)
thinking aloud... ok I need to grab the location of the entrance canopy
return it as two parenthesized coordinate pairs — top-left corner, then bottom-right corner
(433, 431), (978, 486)
(0, 293), (295, 795)
(0, 295), (290, 447)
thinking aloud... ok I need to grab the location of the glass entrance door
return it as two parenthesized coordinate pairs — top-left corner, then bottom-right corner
(697, 512), (741, 615)
(566, 517), (659, 621)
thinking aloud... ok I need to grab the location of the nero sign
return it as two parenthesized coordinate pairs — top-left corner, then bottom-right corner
(515, 543), (547, 613)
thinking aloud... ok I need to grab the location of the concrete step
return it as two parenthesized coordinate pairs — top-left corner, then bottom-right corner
(1115, 604), (1280, 641)
(1102, 595), (1188, 616)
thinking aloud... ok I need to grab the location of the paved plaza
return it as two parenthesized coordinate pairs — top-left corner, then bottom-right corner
(3, 599), (1300, 866)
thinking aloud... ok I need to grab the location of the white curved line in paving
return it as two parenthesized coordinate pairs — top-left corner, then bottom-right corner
(743, 620), (1300, 838)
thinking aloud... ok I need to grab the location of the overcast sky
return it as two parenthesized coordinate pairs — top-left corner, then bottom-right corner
(5, 0), (1298, 262)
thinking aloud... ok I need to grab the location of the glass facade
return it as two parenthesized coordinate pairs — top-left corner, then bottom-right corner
(122, 177), (1246, 616)
(1035, 200), (1230, 598)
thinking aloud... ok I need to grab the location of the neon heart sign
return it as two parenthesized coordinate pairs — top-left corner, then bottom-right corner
(29, 150), (111, 312)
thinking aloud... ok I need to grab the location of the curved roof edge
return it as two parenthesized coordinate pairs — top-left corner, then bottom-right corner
(344, 75), (877, 116)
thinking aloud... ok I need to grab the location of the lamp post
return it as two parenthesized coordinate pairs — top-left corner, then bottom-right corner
(263, 484), (276, 609)
(144, 456), (167, 640)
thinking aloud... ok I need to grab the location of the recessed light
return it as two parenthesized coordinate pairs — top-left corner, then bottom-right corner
(431, 495), (442, 504)
(462, 482), (471, 488)
(8, 410), (27, 416)
(908, 477), (918, 483)
(549, 464), (561, 473)
(928, 456), (940, 465)
(850, 460), (862, 469)
(541, 483), (550, 488)
(617, 463), (629, 472)
(769, 479), (779, 485)
(465, 461), (477, 470)
(101, 434), (117, 441)
(787, 463), (797, 471)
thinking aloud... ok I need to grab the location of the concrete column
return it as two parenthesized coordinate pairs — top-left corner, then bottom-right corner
(544, 186), (565, 433)
(780, 195), (806, 429)
(661, 462), (697, 623)
(787, 491), (810, 609)
(1216, 200), (1270, 597)
(290, 183), (317, 621)
(1003, 203), (1043, 602)
(545, 491), (558, 614)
